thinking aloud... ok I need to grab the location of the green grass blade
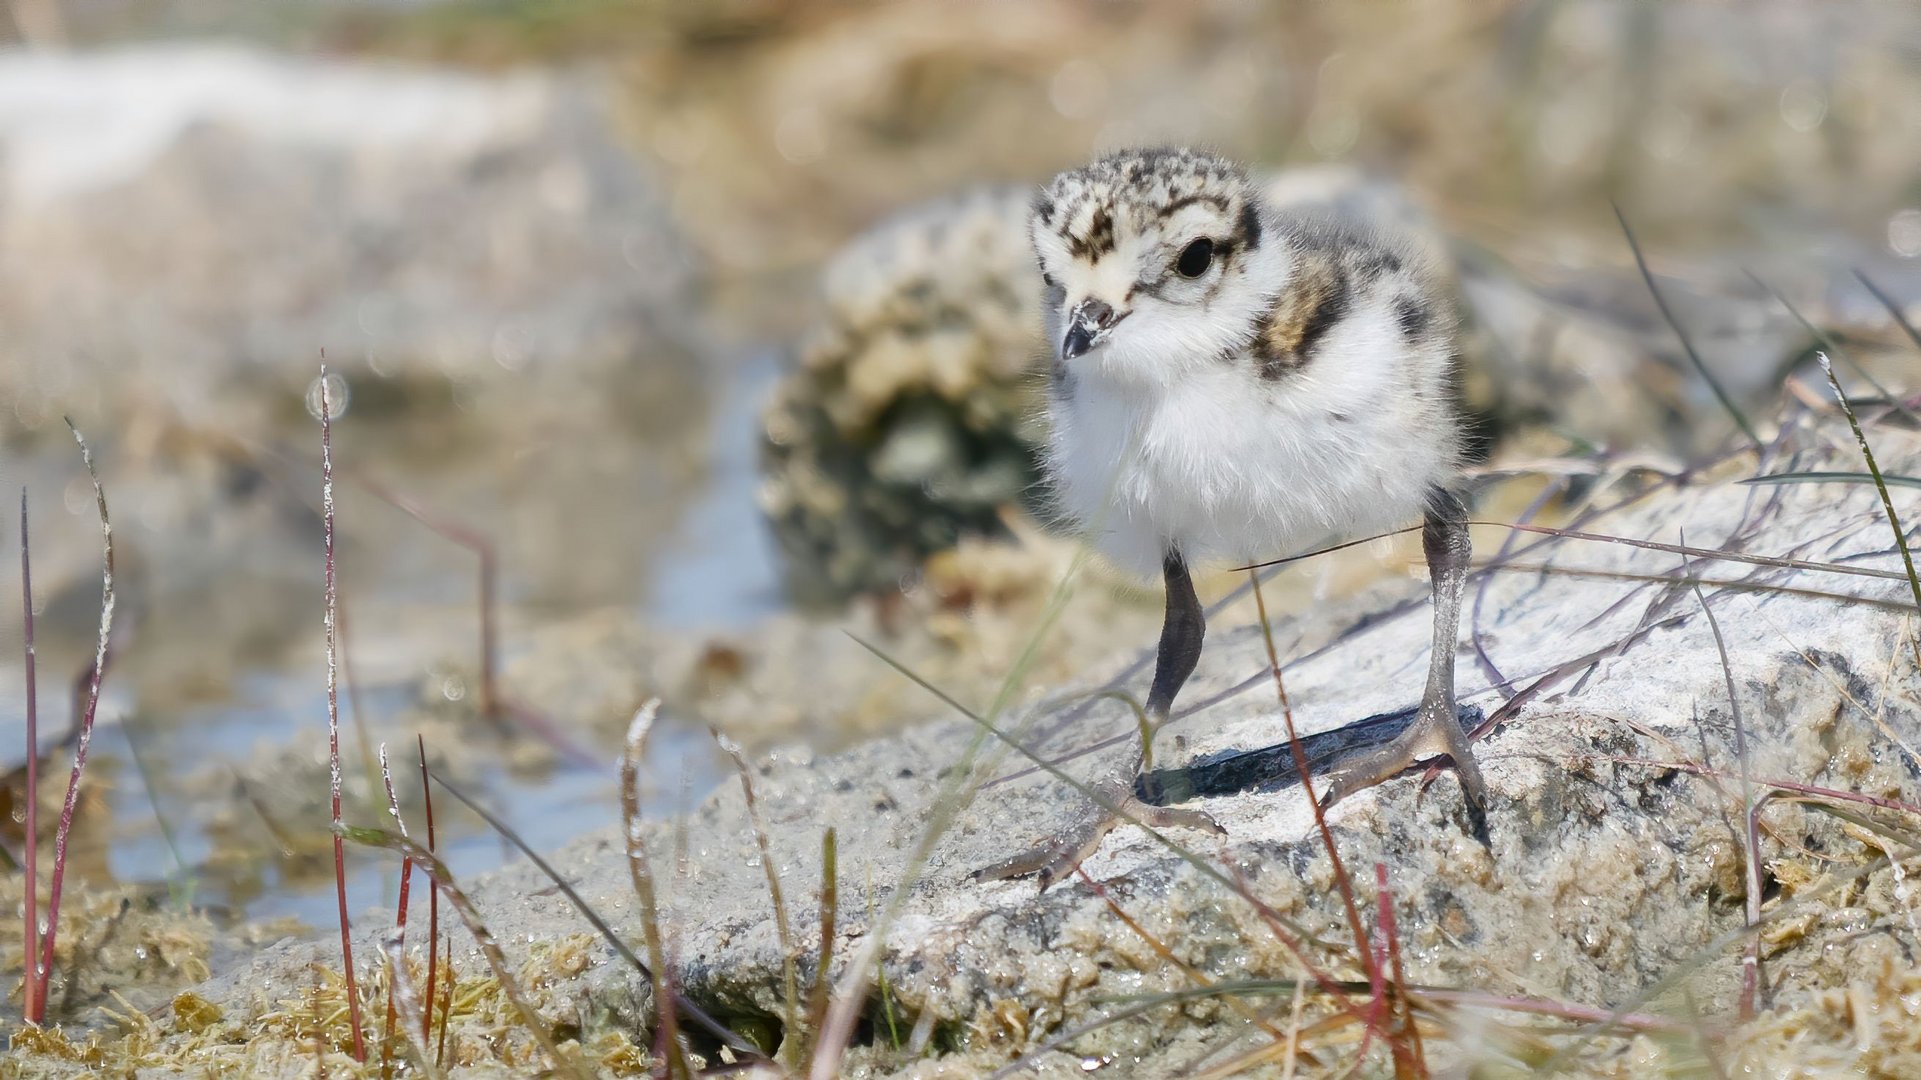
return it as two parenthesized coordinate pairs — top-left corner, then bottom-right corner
(1815, 354), (1921, 623)
(1739, 470), (1921, 491)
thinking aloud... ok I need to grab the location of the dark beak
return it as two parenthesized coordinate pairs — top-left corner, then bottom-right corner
(1061, 298), (1119, 360)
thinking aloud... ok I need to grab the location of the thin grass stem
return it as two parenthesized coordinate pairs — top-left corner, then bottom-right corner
(378, 928), (442, 1080)
(1852, 268), (1921, 354)
(1817, 354), (1921, 626)
(716, 730), (801, 1065)
(812, 548), (1097, 1078)
(1681, 554), (1764, 1017)
(1740, 471), (1921, 491)
(1613, 202), (1759, 449)
(337, 824), (590, 1080)
(1247, 568), (1383, 1055)
(378, 743), (415, 1078)
(1746, 269), (1915, 425)
(19, 488), (41, 1022)
(32, 421), (117, 1026)
(417, 734), (439, 1046)
(617, 704), (689, 1079)
(1375, 864), (1425, 1078)
(317, 367), (367, 1061)
(804, 828), (837, 1064)
(429, 765), (756, 1059)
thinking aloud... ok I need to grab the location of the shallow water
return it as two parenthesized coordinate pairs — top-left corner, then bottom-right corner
(1, 351), (786, 933)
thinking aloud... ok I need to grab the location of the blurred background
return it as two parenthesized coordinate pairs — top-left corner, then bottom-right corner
(1, 0), (1919, 994)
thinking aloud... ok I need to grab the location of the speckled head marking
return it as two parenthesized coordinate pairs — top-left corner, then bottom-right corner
(1031, 148), (1273, 384)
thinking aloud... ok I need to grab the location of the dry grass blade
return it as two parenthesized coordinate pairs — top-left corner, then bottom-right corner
(1478, 519), (1916, 582)
(1747, 268), (1915, 423)
(1853, 268), (1921, 354)
(1245, 517), (1918, 585)
(1374, 864), (1425, 1078)
(716, 730), (802, 1065)
(430, 770), (651, 970)
(337, 824), (590, 1080)
(1535, 813), (1910, 1070)
(31, 420), (117, 1026)
(19, 488), (41, 1023)
(617, 703), (686, 1077)
(804, 828), (837, 1065)
(848, 634), (1331, 950)
(985, 995), (1226, 1080)
(850, 626), (1376, 1073)
(1613, 202), (1760, 450)
(1682, 553), (1764, 1017)
(378, 928), (443, 1080)
(612, 706), (763, 1062)
(377, 743), (415, 1078)
(434, 765), (755, 1058)
(1075, 866), (1292, 1045)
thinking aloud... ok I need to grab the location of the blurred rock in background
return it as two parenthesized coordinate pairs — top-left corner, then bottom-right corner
(0, 43), (695, 435)
(0, 43), (715, 703)
(757, 187), (1045, 606)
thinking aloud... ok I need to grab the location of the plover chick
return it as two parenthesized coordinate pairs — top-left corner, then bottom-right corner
(983, 148), (1485, 888)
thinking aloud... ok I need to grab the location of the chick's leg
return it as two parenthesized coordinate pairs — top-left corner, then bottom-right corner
(1316, 489), (1488, 831)
(976, 554), (1222, 890)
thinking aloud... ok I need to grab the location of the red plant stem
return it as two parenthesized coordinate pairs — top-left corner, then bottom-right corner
(379, 744), (414, 1078)
(347, 474), (498, 714)
(19, 489), (40, 1023)
(418, 734), (439, 1045)
(321, 366), (368, 1061)
(349, 475), (592, 766)
(34, 422), (116, 1024)
(1247, 572), (1377, 982)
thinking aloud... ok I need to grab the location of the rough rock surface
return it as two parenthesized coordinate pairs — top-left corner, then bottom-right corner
(191, 415), (1921, 1075)
(0, 44), (694, 434)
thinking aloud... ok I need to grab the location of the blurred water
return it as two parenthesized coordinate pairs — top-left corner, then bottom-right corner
(105, 678), (722, 929)
(2, 353), (781, 931)
(648, 349), (786, 628)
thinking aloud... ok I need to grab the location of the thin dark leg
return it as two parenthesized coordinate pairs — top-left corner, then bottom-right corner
(1147, 553), (1205, 721)
(975, 549), (1223, 889)
(1318, 487), (1488, 835)
(1419, 489), (1469, 744)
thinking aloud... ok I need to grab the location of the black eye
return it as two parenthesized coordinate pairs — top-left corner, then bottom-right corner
(1176, 238), (1214, 278)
